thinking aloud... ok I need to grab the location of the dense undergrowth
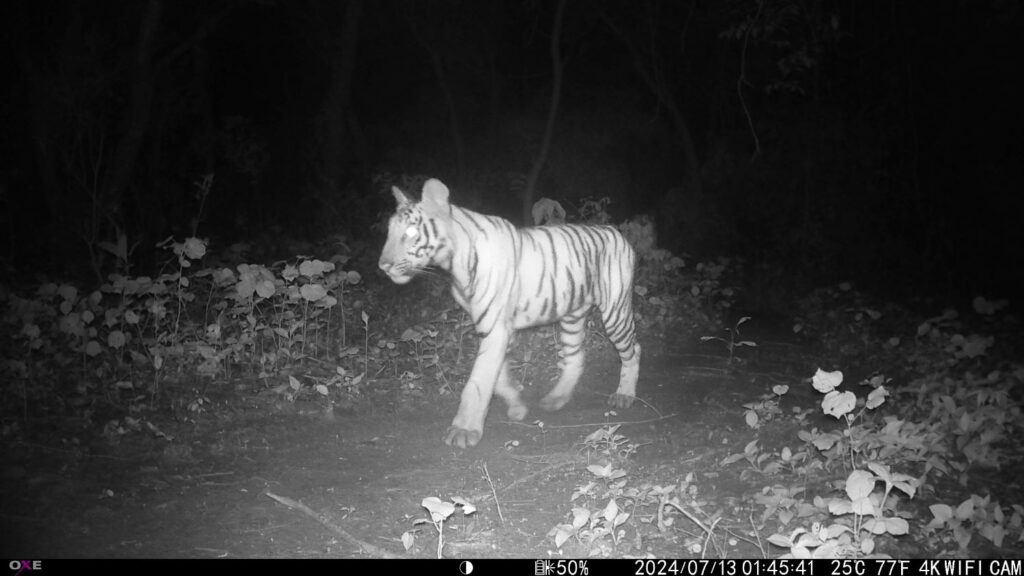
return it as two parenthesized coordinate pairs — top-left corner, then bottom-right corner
(2, 199), (1021, 558)
(532, 286), (1022, 558)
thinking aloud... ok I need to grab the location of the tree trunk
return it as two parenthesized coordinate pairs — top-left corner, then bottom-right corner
(319, 0), (362, 199)
(9, 1), (73, 228)
(663, 92), (703, 217)
(522, 0), (568, 225)
(400, 5), (465, 184)
(603, 12), (704, 218)
(104, 0), (162, 214)
(426, 47), (466, 184)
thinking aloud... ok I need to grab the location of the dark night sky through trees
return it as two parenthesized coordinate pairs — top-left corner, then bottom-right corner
(2, 0), (1022, 305)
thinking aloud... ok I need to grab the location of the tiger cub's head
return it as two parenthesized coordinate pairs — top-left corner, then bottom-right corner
(378, 178), (454, 284)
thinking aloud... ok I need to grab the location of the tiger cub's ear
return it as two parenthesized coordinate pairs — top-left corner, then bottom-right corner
(421, 178), (451, 210)
(391, 186), (413, 208)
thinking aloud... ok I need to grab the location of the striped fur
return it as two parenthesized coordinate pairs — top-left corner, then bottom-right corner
(379, 178), (641, 448)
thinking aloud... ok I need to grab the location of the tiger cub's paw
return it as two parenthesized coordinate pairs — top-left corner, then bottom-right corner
(506, 403), (528, 421)
(607, 393), (635, 409)
(445, 426), (482, 449)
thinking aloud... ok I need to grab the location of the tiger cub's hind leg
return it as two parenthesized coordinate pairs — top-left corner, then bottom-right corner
(539, 313), (588, 412)
(609, 341), (640, 409)
(601, 289), (640, 409)
(494, 359), (528, 421)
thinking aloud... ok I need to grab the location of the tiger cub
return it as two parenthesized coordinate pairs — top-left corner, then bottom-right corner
(379, 179), (640, 448)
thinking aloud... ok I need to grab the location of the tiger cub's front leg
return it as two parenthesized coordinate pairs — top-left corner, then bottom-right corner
(446, 328), (522, 448)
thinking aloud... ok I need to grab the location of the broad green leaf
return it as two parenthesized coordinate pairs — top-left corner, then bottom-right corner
(300, 283), (327, 302)
(954, 524), (972, 549)
(571, 507), (590, 530)
(85, 340), (102, 357)
(778, 509), (795, 526)
(422, 497), (455, 522)
(828, 499), (852, 515)
(955, 498), (975, 520)
(866, 386), (888, 409)
(255, 279), (276, 298)
(812, 369), (843, 393)
(824, 524), (851, 539)
(183, 237), (207, 259)
(720, 453), (746, 466)
(846, 470), (876, 501)
(554, 525), (574, 548)
(299, 259), (327, 278)
(812, 433), (839, 451)
(981, 523), (1005, 547)
(58, 284), (78, 302)
(789, 545), (812, 559)
(745, 411), (759, 428)
(822, 391), (856, 418)
(893, 480), (917, 499)
(282, 264), (299, 281)
(107, 330), (126, 349)
(812, 541), (840, 559)
(602, 499), (619, 523)
(885, 517), (909, 535)
(916, 322), (931, 337)
(451, 495), (473, 507)
(851, 497), (876, 516)
(866, 462), (889, 480)
(863, 518), (886, 535)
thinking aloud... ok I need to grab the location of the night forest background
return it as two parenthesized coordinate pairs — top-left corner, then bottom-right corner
(3, 0), (1021, 307)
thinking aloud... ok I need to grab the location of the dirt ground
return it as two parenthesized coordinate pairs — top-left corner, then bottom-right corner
(1, 335), (864, 559)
